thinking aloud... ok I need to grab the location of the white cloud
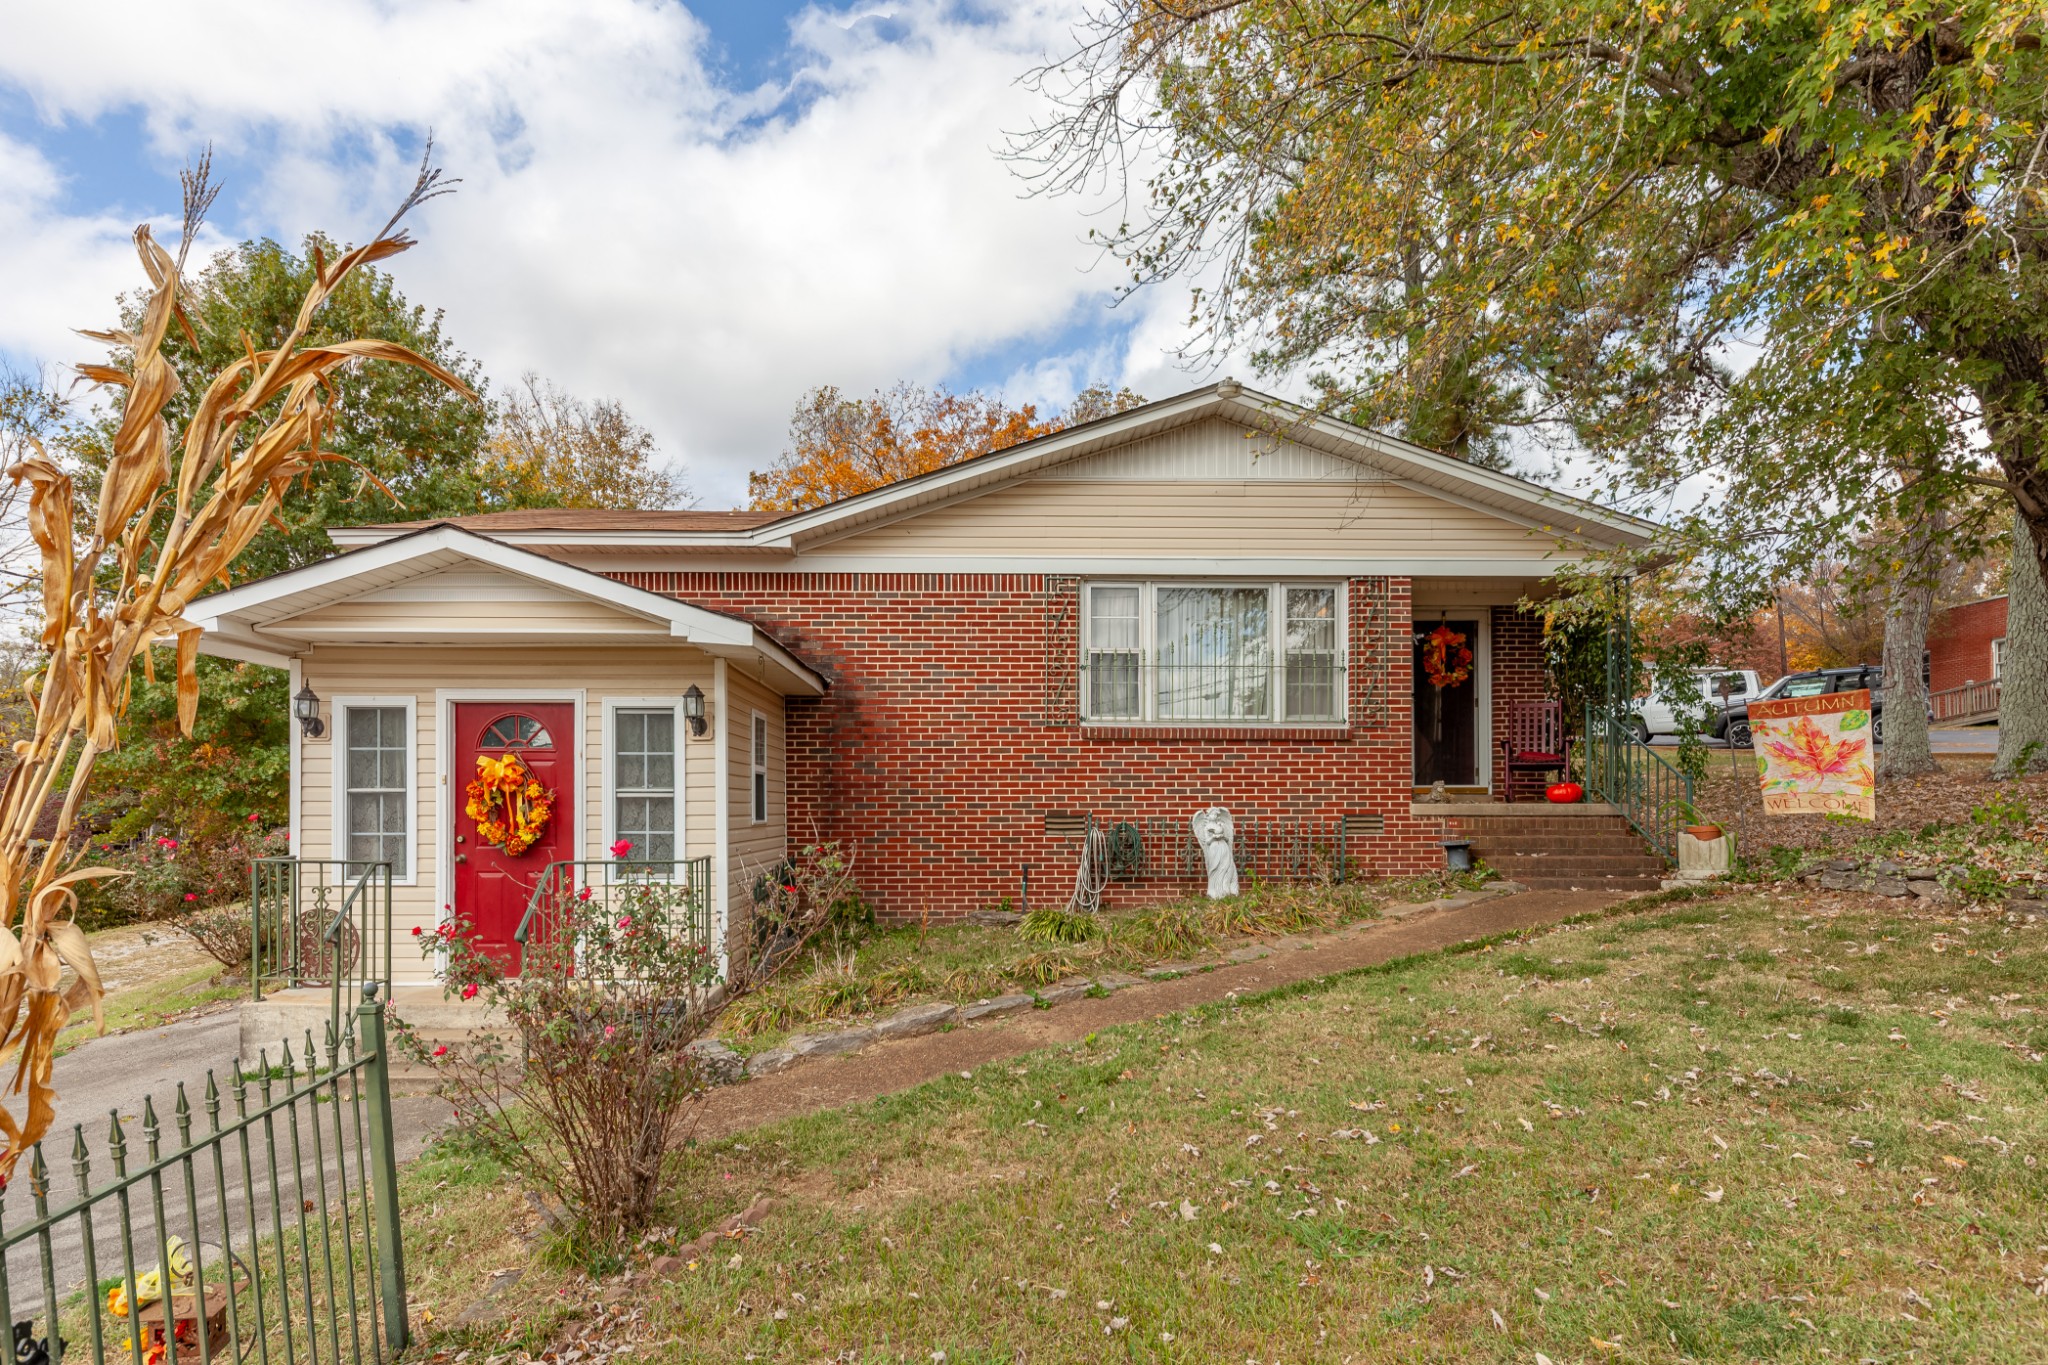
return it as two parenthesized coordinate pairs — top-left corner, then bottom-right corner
(0, 0), (1244, 504)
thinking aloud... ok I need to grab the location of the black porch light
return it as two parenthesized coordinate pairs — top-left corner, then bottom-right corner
(682, 684), (708, 737)
(293, 681), (325, 738)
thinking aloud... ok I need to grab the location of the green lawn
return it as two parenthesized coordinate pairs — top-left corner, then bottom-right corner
(404, 891), (2048, 1362)
(56, 961), (242, 1056)
(716, 873), (1486, 1050)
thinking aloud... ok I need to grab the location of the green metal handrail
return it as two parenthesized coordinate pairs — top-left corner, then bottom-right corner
(250, 859), (393, 1011)
(1584, 704), (1693, 863)
(514, 856), (715, 971)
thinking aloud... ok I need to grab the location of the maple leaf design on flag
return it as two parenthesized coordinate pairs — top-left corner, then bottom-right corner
(1758, 715), (1868, 784)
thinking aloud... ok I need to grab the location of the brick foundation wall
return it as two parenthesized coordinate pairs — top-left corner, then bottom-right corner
(1927, 597), (2008, 693)
(614, 571), (1545, 920)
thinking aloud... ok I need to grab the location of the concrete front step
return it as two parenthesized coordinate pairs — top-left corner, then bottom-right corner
(240, 985), (505, 1082)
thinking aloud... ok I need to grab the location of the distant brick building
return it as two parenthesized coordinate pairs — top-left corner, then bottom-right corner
(1927, 596), (2008, 694)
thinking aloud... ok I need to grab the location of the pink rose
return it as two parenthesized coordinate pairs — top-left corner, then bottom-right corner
(432, 1045), (448, 1058)
(460, 983), (479, 1001)
(182, 893), (198, 902)
(617, 916), (633, 930)
(609, 839), (633, 858)
(576, 886), (593, 902)
(247, 813), (261, 823)
(603, 1025), (616, 1038)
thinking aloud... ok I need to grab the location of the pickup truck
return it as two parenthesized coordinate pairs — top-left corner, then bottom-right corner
(1711, 665), (1924, 748)
(1632, 668), (1766, 742)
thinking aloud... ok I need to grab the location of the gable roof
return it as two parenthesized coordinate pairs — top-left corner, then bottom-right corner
(192, 524), (826, 695)
(327, 381), (1657, 554)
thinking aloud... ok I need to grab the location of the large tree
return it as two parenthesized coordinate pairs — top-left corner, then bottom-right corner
(1022, 0), (2048, 768)
(488, 373), (692, 510)
(748, 381), (1144, 511)
(59, 236), (505, 839)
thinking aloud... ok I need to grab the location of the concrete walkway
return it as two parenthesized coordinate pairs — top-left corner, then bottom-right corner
(694, 885), (1628, 1140)
(6, 1008), (452, 1299)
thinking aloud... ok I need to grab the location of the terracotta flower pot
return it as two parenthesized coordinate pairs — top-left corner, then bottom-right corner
(1684, 823), (1724, 841)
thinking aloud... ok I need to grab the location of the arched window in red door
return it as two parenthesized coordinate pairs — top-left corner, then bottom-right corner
(478, 714), (554, 749)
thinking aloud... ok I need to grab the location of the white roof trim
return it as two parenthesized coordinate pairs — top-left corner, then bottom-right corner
(192, 525), (826, 694)
(325, 382), (1658, 555)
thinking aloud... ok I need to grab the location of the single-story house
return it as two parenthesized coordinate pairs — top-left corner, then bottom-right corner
(197, 382), (1655, 980)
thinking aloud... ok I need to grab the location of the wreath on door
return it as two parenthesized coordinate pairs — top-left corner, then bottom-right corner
(1421, 624), (1474, 689)
(465, 752), (555, 856)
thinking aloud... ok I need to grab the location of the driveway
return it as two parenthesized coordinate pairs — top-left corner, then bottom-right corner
(4, 1010), (452, 1304)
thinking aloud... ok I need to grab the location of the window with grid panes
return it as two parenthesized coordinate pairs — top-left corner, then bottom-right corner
(613, 708), (676, 861)
(343, 706), (408, 877)
(1079, 583), (1345, 724)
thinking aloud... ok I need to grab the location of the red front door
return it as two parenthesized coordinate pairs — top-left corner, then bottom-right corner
(453, 702), (576, 974)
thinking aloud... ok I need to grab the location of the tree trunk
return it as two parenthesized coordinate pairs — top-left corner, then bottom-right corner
(1992, 511), (2048, 778)
(1877, 509), (1941, 779)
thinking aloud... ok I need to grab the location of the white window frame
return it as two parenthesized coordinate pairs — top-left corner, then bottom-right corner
(750, 711), (770, 825)
(332, 695), (417, 884)
(1079, 580), (1348, 726)
(1992, 637), (2005, 679)
(602, 697), (686, 863)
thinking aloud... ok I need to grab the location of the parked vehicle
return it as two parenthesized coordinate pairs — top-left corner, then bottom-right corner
(1712, 665), (1925, 748)
(1631, 668), (1766, 742)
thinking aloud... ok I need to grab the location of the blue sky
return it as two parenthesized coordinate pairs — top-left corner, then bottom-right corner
(0, 1), (1235, 505)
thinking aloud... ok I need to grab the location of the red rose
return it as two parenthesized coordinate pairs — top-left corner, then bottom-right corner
(411, 926), (423, 937)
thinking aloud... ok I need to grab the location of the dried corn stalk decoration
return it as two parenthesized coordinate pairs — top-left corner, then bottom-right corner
(0, 150), (470, 1179)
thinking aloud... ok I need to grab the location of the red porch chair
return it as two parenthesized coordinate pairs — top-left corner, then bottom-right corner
(1497, 700), (1573, 802)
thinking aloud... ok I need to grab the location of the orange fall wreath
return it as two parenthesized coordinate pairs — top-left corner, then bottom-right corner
(465, 752), (555, 856)
(1422, 624), (1474, 689)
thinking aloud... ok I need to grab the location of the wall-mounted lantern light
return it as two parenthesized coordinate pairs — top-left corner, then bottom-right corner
(682, 684), (708, 738)
(293, 682), (325, 738)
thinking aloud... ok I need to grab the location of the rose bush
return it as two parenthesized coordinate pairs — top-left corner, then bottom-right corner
(407, 844), (854, 1250)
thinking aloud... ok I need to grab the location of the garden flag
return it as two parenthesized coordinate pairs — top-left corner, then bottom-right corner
(1749, 688), (1876, 819)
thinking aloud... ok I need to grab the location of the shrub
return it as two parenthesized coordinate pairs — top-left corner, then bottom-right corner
(1017, 907), (1100, 944)
(412, 843), (852, 1251)
(175, 903), (253, 971)
(85, 823), (287, 927)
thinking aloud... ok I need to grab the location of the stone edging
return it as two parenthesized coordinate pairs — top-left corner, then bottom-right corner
(686, 881), (1527, 1087)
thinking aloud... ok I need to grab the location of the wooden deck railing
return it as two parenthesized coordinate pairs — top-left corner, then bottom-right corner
(1931, 678), (2000, 722)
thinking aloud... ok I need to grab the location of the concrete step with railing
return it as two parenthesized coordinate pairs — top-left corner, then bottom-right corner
(242, 985), (505, 1093)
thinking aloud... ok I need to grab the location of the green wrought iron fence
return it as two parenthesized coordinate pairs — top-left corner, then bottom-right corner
(514, 857), (715, 970)
(250, 861), (392, 1012)
(0, 992), (408, 1365)
(1584, 704), (1693, 863)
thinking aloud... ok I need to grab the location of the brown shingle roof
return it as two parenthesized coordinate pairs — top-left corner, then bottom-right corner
(374, 508), (785, 534)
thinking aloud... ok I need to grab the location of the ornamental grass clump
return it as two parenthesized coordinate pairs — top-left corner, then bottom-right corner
(415, 843), (855, 1250)
(0, 151), (465, 1178)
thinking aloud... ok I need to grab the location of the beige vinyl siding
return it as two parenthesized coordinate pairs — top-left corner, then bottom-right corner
(298, 642), (733, 979)
(724, 670), (786, 936)
(815, 477), (1581, 560)
(278, 566), (667, 638)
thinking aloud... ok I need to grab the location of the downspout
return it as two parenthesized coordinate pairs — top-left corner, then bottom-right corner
(713, 657), (731, 976)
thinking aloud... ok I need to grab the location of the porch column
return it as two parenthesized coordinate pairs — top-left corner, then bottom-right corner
(713, 656), (730, 968)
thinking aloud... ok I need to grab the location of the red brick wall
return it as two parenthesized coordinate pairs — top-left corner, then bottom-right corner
(1489, 605), (1547, 792)
(1927, 597), (2008, 693)
(613, 571), (1545, 919)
